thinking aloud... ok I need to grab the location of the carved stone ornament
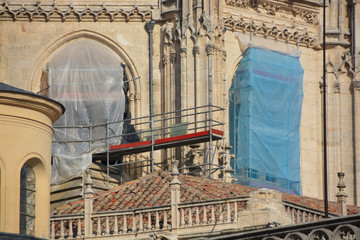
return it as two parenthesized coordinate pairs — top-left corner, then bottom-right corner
(129, 93), (135, 102)
(225, 0), (319, 25)
(134, 92), (141, 100)
(193, 46), (200, 55)
(333, 81), (341, 93)
(319, 82), (327, 93)
(284, 232), (307, 240)
(0, 1), (152, 22)
(179, 47), (187, 56)
(205, 43), (216, 55)
(309, 228), (334, 240)
(223, 15), (317, 48)
(170, 52), (177, 64)
(334, 224), (360, 240)
(262, 2), (279, 15)
(353, 79), (360, 91)
(162, 55), (168, 65)
(225, 0), (259, 9)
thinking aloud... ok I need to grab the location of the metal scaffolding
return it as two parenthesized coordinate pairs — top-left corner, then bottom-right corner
(53, 76), (227, 188)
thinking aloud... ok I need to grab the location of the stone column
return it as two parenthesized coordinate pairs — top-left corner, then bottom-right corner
(170, 160), (181, 229)
(206, 42), (216, 178)
(336, 172), (347, 216)
(180, 46), (188, 122)
(352, 78), (360, 205)
(330, 80), (342, 201)
(84, 169), (94, 237)
(353, 1), (360, 67)
(193, 45), (200, 130)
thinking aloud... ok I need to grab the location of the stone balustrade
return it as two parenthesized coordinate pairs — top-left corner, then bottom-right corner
(283, 201), (337, 224)
(49, 164), (342, 239)
(50, 196), (333, 239)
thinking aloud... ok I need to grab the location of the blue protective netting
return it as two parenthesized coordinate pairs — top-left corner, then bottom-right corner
(229, 47), (304, 195)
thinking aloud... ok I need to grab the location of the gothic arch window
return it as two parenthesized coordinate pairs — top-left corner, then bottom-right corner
(228, 48), (304, 195)
(19, 163), (36, 236)
(46, 38), (138, 184)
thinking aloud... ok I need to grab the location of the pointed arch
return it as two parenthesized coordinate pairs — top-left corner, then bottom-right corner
(29, 29), (141, 117)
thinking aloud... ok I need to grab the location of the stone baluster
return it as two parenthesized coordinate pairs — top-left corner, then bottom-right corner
(203, 206), (207, 224)
(105, 216), (110, 235)
(296, 209), (300, 223)
(163, 211), (168, 229)
(195, 207), (200, 225)
(302, 210), (306, 223)
(171, 160), (181, 228)
(51, 221), (55, 239)
(132, 214), (136, 232)
(60, 220), (64, 239)
(291, 208), (295, 224)
(77, 219), (82, 238)
(96, 217), (101, 235)
(219, 204), (224, 222)
(180, 209), (185, 227)
(234, 202), (238, 222)
(83, 169), (94, 237)
(336, 172), (348, 216)
(147, 212), (151, 230)
(155, 211), (160, 229)
(308, 213), (312, 222)
(114, 216), (118, 234)
(188, 208), (193, 226)
(211, 205), (215, 223)
(69, 220), (73, 238)
(139, 213), (144, 231)
(227, 203), (231, 222)
(123, 215), (127, 233)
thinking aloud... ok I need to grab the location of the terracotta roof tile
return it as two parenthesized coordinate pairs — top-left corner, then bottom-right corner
(52, 170), (360, 217)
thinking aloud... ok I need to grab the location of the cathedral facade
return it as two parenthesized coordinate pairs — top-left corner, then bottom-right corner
(1, 0), (360, 209)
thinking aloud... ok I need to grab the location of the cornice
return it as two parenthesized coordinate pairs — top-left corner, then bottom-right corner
(224, 0), (320, 25)
(223, 14), (318, 48)
(0, 1), (155, 22)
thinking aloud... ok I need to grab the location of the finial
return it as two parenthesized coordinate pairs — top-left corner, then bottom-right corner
(171, 160), (179, 174)
(336, 172), (347, 216)
(84, 169), (94, 195)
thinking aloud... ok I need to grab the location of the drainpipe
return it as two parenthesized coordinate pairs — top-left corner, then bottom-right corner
(146, 21), (155, 172)
(323, 0), (329, 218)
(351, 0), (360, 205)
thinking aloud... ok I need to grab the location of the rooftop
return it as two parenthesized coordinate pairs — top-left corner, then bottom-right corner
(52, 170), (360, 217)
(0, 82), (65, 113)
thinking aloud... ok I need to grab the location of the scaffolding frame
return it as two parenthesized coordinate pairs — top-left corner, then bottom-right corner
(52, 76), (227, 188)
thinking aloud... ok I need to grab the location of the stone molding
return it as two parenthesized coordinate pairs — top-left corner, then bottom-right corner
(179, 47), (187, 56)
(223, 15), (317, 48)
(205, 43), (216, 55)
(326, 50), (360, 92)
(333, 81), (341, 93)
(225, 0), (319, 25)
(353, 79), (360, 91)
(170, 52), (177, 64)
(193, 46), (200, 55)
(0, 1), (153, 22)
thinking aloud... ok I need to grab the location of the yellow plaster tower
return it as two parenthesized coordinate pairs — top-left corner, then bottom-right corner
(0, 83), (64, 238)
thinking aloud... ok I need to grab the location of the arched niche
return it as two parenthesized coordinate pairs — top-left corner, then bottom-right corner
(29, 30), (141, 119)
(18, 157), (48, 237)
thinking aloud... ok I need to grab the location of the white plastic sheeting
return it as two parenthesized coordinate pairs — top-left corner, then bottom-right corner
(48, 39), (125, 184)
